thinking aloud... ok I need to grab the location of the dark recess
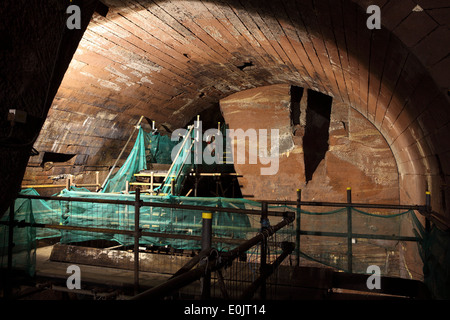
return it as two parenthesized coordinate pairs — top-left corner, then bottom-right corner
(237, 61), (253, 71)
(303, 89), (332, 183)
(290, 85), (304, 127)
(41, 152), (76, 167)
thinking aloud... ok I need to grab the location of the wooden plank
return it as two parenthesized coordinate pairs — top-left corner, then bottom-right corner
(21, 184), (66, 189)
(129, 182), (162, 186)
(134, 173), (171, 177)
(49, 243), (191, 275)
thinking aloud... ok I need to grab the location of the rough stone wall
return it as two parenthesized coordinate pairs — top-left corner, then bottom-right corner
(220, 84), (426, 279)
(0, 0), (99, 214)
(220, 84), (400, 204)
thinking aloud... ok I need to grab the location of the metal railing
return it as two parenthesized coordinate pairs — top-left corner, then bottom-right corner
(2, 188), (295, 297)
(2, 186), (443, 299)
(263, 188), (445, 275)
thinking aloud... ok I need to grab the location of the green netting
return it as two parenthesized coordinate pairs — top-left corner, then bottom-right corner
(154, 127), (194, 196)
(147, 131), (178, 164)
(419, 225), (450, 299)
(264, 204), (424, 276)
(101, 127), (179, 194)
(1, 185), (440, 292)
(8, 189), (254, 251)
(101, 128), (149, 193)
(101, 123), (233, 196)
(0, 190), (37, 277)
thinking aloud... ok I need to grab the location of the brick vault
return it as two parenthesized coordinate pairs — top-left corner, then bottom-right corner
(1, 0), (449, 228)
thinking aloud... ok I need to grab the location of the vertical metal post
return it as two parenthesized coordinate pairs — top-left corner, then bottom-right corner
(201, 212), (212, 299)
(171, 178), (175, 196)
(425, 191), (431, 232)
(134, 188), (141, 294)
(296, 189), (301, 267)
(150, 171), (154, 195)
(260, 201), (269, 300)
(194, 168), (199, 197)
(66, 174), (72, 190)
(347, 187), (353, 273)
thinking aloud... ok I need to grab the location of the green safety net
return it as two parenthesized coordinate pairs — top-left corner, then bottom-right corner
(101, 123), (232, 196)
(101, 127), (178, 194)
(0, 188), (64, 277)
(3, 124), (449, 298)
(148, 131), (179, 164)
(0, 189), (37, 277)
(60, 190), (254, 250)
(3, 185), (449, 301)
(416, 222), (450, 299)
(154, 126), (194, 196)
(283, 206), (423, 276)
(101, 128), (148, 193)
(6, 189), (254, 250)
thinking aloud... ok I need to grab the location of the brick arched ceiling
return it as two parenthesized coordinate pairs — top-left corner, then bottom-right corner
(1, 0), (449, 219)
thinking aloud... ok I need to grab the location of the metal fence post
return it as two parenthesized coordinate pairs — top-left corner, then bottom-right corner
(425, 191), (431, 232)
(296, 189), (301, 267)
(347, 187), (353, 273)
(260, 201), (269, 299)
(134, 188), (141, 294)
(201, 212), (212, 299)
(171, 178), (175, 196)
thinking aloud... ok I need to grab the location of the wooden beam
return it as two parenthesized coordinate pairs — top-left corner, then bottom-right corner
(21, 184), (66, 189)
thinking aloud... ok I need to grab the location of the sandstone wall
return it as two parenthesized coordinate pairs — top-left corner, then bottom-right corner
(220, 84), (400, 204)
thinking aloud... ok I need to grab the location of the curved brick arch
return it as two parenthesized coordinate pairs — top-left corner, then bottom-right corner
(2, 0), (449, 222)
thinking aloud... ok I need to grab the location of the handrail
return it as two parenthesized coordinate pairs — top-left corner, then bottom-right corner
(10, 188), (440, 297)
(130, 213), (295, 300)
(157, 125), (194, 195)
(16, 193), (291, 217)
(419, 209), (450, 232)
(259, 199), (427, 211)
(258, 198), (450, 232)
